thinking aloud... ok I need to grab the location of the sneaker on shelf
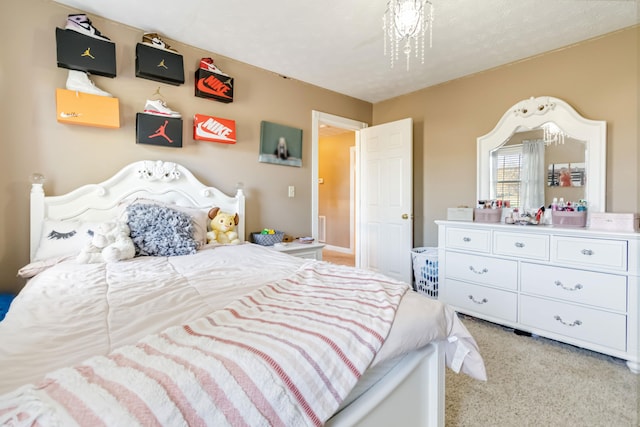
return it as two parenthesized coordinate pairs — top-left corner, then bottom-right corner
(65, 14), (111, 42)
(66, 70), (112, 97)
(142, 32), (177, 52)
(199, 57), (228, 76)
(143, 99), (181, 118)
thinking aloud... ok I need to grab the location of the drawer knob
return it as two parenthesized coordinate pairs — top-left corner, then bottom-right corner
(469, 266), (488, 275)
(553, 315), (582, 327)
(463, 237), (471, 242)
(581, 249), (594, 256)
(514, 242), (525, 248)
(468, 295), (488, 305)
(554, 280), (583, 291)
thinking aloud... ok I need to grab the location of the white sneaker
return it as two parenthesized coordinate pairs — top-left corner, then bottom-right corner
(66, 70), (112, 97)
(143, 99), (181, 118)
(65, 14), (111, 42)
(199, 58), (228, 76)
(142, 32), (177, 52)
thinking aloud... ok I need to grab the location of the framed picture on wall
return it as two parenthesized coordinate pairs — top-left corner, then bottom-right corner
(259, 121), (302, 167)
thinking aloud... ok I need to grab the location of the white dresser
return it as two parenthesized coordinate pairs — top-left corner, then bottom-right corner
(436, 220), (639, 373)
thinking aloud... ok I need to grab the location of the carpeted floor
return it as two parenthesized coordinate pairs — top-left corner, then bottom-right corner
(446, 315), (639, 426)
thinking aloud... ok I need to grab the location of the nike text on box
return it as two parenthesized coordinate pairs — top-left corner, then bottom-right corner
(135, 43), (185, 86)
(194, 69), (234, 103)
(56, 88), (120, 129)
(55, 28), (116, 77)
(193, 114), (236, 144)
(136, 113), (183, 148)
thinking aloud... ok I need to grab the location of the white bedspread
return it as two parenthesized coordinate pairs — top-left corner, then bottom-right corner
(0, 262), (409, 426)
(0, 244), (486, 399)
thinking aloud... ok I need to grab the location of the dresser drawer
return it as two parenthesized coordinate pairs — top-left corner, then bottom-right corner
(444, 279), (517, 322)
(521, 263), (627, 311)
(445, 227), (491, 253)
(494, 232), (549, 260)
(552, 236), (627, 271)
(520, 295), (626, 351)
(445, 251), (517, 290)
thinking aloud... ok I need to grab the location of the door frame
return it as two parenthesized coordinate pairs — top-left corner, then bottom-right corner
(311, 111), (368, 262)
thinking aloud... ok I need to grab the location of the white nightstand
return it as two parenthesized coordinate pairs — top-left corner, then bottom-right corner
(270, 242), (325, 260)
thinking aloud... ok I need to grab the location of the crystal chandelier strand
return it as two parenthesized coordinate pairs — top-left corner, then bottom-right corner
(383, 0), (433, 70)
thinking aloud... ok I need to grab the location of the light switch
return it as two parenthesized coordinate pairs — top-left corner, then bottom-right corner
(288, 186), (295, 197)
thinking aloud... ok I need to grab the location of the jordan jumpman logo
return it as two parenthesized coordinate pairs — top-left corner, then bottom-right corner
(81, 48), (95, 59)
(149, 120), (173, 143)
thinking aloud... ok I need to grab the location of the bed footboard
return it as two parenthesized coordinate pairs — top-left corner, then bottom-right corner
(326, 341), (445, 427)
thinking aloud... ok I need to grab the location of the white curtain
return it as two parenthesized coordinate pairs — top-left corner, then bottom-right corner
(520, 139), (545, 211)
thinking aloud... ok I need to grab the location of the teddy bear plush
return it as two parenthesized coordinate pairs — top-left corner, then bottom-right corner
(206, 207), (240, 245)
(77, 221), (136, 263)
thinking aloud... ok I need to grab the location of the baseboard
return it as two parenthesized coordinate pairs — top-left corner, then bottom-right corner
(324, 244), (353, 254)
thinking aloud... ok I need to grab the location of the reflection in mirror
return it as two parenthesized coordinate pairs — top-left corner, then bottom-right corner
(478, 96), (606, 213)
(491, 125), (586, 210)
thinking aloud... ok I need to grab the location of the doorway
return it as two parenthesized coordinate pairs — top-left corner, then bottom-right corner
(312, 112), (414, 283)
(311, 111), (368, 266)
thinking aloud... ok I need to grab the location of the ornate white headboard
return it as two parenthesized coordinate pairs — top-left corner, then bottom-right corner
(30, 160), (245, 260)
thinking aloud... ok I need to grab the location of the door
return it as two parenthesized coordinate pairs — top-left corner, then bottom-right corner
(358, 118), (413, 283)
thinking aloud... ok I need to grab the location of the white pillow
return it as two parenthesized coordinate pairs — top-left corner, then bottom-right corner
(118, 198), (209, 247)
(34, 220), (102, 261)
(18, 255), (73, 278)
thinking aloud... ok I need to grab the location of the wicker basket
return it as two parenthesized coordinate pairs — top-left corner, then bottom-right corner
(251, 231), (284, 246)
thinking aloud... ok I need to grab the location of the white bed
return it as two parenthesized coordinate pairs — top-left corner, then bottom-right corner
(0, 160), (486, 426)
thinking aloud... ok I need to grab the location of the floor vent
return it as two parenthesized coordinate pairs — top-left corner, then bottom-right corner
(318, 216), (326, 242)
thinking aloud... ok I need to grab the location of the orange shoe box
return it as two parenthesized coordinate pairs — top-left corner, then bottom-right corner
(56, 89), (120, 128)
(193, 114), (236, 144)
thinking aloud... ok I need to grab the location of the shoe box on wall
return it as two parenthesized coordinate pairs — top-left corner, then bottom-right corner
(55, 28), (116, 77)
(56, 88), (120, 128)
(136, 113), (183, 147)
(193, 114), (236, 144)
(195, 69), (234, 103)
(136, 44), (185, 86)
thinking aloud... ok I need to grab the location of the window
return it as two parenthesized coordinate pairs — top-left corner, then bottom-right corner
(492, 145), (522, 208)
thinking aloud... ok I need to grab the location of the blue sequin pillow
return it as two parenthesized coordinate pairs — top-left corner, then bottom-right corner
(126, 204), (197, 257)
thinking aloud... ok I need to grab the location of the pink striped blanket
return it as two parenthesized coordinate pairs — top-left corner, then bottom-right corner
(0, 262), (408, 426)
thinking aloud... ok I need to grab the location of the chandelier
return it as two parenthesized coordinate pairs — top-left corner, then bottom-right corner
(542, 122), (565, 146)
(382, 0), (434, 70)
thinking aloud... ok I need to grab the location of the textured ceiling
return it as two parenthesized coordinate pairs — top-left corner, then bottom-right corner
(52, 0), (639, 103)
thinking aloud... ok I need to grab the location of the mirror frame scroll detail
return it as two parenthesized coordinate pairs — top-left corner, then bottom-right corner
(477, 96), (607, 212)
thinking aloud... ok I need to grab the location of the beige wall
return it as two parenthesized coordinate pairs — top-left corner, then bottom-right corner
(319, 132), (355, 249)
(0, 0), (372, 292)
(1, 1), (637, 293)
(373, 26), (639, 247)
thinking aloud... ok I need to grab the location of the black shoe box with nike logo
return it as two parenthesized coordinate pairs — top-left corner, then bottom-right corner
(55, 28), (116, 77)
(135, 43), (185, 86)
(195, 69), (234, 103)
(136, 113), (183, 148)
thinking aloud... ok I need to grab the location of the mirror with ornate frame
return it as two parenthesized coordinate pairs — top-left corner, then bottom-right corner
(477, 96), (607, 212)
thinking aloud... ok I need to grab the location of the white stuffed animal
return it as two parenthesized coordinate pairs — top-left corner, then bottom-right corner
(77, 221), (136, 264)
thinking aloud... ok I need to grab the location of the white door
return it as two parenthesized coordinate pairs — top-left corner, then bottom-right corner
(358, 118), (413, 283)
